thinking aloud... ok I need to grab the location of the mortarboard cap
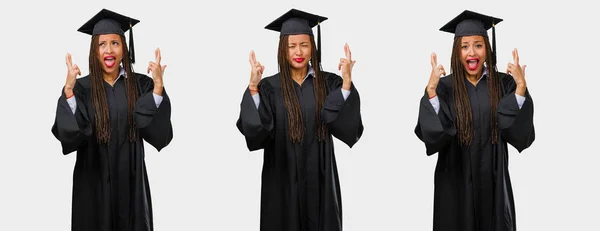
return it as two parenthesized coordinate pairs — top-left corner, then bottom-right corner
(440, 10), (503, 65)
(265, 9), (328, 61)
(77, 9), (140, 63)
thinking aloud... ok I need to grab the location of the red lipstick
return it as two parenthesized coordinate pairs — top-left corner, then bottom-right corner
(466, 58), (479, 71)
(293, 58), (305, 63)
(104, 55), (116, 68)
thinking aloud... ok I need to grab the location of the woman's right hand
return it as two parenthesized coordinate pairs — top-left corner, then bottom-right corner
(427, 52), (446, 98)
(65, 53), (81, 96)
(248, 50), (264, 95)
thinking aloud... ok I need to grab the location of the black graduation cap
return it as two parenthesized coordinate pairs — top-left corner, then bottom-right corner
(77, 9), (140, 63)
(265, 9), (328, 61)
(440, 10), (503, 65)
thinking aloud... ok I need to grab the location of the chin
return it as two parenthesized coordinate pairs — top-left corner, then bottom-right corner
(466, 69), (480, 76)
(290, 62), (307, 70)
(102, 66), (119, 74)
(463, 64), (484, 76)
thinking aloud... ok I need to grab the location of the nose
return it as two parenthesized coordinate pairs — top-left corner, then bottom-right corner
(467, 46), (476, 56)
(294, 46), (302, 56)
(106, 43), (114, 54)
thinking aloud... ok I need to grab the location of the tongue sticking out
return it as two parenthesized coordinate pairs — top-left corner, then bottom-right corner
(467, 60), (478, 71)
(104, 58), (116, 68)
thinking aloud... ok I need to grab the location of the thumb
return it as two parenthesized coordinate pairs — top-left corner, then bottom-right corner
(522, 65), (527, 74)
(162, 65), (167, 72)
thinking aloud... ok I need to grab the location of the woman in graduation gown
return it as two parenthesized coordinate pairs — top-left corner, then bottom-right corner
(415, 10), (535, 231)
(51, 9), (173, 231)
(236, 9), (364, 231)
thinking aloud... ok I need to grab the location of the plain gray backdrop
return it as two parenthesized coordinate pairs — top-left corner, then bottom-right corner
(1, 0), (598, 230)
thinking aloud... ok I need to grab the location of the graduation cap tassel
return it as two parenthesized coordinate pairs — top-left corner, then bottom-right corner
(317, 21), (321, 63)
(492, 23), (496, 66)
(129, 22), (135, 64)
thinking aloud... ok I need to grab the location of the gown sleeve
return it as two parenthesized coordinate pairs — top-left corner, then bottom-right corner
(134, 75), (173, 152)
(321, 74), (364, 148)
(51, 81), (93, 155)
(497, 74), (535, 152)
(236, 80), (275, 151)
(414, 79), (456, 155)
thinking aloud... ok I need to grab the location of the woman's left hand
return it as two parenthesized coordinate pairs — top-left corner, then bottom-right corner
(506, 48), (527, 96)
(338, 43), (356, 91)
(148, 48), (167, 95)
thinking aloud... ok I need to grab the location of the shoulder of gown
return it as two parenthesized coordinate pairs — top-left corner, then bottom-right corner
(322, 71), (342, 87)
(133, 72), (154, 88)
(74, 75), (91, 90)
(438, 74), (452, 96)
(496, 71), (518, 92)
(257, 73), (279, 94)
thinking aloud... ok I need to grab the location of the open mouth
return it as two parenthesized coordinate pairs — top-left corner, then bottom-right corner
(104, 56), (116, 68)
(466, 58), (479, 71)
(293, 58), (305, 63)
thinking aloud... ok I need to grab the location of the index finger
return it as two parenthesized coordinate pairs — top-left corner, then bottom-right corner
(249, 50), (257, 66)
(66, 53), (72, 68)
(513, 48), (519, 65)
(155, 48), (161, 64)
(344, 43), (352, 60)
(430, 52), (437, 68)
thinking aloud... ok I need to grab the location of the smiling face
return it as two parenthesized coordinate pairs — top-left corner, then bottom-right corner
(460, 35), (487, 77)
(287, 34), (311, 71)
(96, 33), (124, 76)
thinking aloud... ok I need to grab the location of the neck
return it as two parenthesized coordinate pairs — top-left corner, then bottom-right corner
(465, 69), (482, 86)
(103, 71), (119, 86)
(290, 66), (308, 84)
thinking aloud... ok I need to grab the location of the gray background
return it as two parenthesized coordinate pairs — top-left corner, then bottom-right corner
(1, 0), (598, 230)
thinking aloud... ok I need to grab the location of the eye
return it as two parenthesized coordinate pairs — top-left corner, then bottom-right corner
(476, 44), (483, 48)
(99, 42), (105, 47)
(461, 45), (467, 49)
(112, 41), (119, 46)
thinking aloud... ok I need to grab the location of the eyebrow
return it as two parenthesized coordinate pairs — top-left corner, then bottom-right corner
(461, 40), (484, 44)
(99, 40), (120, 43)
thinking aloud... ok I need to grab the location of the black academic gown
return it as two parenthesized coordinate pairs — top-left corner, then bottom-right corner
(52, 73), (173, 231)
(237, 71), (363, 231)
(415, 72), (535, 231)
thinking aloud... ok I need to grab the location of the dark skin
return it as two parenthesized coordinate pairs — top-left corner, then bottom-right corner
(97, 34), (124, 87)
(426, 35), (527, 98)
(248, 34), (355, 96)
(64, 34), (167, 96)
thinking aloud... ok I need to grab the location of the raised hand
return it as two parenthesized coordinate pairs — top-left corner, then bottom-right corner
(147, 48), (167, 95)
(248, 50), (264, 94)
(427, 52), (446, 98)
(506, 48), (527, 96)
(338, 43), (356, 90)
(65, 53), (81, 96)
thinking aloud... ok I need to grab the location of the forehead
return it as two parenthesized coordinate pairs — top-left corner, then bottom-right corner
(288, 34), (311, 43)
(98, 33), (121, 41)
(461, 35), (485, 43)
